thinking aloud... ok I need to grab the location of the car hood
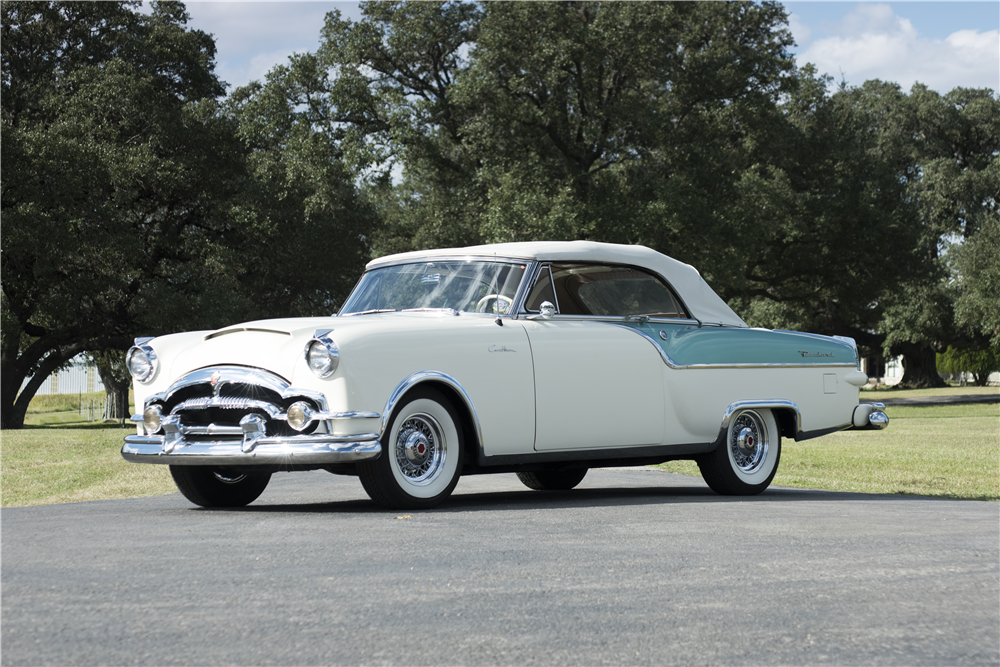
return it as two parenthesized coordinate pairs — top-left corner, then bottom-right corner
(164, 317), (336, 382)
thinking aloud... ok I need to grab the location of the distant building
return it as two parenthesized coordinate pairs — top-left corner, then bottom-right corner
(20, 355), (106, 395)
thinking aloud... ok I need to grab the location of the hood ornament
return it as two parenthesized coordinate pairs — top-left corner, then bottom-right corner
(210, 370), (225, 397)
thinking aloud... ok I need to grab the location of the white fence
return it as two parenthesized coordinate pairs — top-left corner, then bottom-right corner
(20, 357), (106, 395)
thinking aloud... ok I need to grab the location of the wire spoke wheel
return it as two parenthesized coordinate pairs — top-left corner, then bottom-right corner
(697, 408), (780, 496)
(730, 411), (768, 474)
(394, 414), (445, 485)
(358, 388), (463, 509)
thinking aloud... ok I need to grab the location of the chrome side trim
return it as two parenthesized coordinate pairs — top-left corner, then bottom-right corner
(610, 323), (857, 370)
(317, 411), (381, 420)
(722, 400), (803, 436)
(122, 433), (382, 465)
(381, 371), (484, 451)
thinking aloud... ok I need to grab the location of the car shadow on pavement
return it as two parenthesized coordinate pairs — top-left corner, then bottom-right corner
(192, 483), (903, 515)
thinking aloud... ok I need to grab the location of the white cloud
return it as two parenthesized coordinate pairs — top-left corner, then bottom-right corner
(787, 13), (811, 47)
(183, 2), (362, 89)
(796, 3), (999, 93)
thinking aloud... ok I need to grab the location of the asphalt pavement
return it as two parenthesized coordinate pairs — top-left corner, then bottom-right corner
(2, 468), (998, 666)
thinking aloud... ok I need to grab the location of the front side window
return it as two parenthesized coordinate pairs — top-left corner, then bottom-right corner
(340, 261), (527, 315)
(523, 263), (687, 318)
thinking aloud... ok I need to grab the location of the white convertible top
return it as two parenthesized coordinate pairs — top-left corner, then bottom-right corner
(368, 241), (748, 327)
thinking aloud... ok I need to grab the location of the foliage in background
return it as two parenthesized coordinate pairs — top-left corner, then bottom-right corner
(252, 1), (932, 360)
(937, 346), (1000, 387)
(3, 0), (997, 426)
(1, 1), (372, 429)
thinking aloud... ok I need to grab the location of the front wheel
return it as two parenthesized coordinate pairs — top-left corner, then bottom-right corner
(697, 408), (780, 495)
(358, 388), (464, 509)
(169, 466), (272, 507)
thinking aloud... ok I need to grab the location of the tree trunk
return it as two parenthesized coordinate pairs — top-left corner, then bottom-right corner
(92, 349), (131, 423)
(897, 343), (946, 389)
(1, 346), (79, 430)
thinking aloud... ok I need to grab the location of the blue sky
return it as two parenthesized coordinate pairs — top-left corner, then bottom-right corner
(178, 1), (999, 95)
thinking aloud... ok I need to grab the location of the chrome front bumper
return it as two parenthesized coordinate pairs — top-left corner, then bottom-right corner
(122, 432), (381, 465)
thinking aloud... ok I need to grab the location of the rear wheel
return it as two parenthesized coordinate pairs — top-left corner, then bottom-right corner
(169, 466), (272, 507)
(516, 469), (588, 491)
(358, 388), (463, 509)
(697, 408), (780, 495)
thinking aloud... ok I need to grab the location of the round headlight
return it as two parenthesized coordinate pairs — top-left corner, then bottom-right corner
(127, 345), (157, 382)
(287, 402), (312, 431)
(143, 405), (162, 434)
(305, 336), (339, 378)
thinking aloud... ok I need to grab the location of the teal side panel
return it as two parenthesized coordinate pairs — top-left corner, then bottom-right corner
(618, 322), (856, 366)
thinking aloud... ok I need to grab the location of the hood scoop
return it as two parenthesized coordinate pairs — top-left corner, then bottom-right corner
(204, 327), (293, 341)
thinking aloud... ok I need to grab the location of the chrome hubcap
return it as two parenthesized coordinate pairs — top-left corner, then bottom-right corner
(212, 471), (246, 484)
(395, 414), (445, 485)
(730, 411), (768, 474)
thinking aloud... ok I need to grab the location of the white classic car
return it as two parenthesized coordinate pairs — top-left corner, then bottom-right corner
(123, 241), (888, 509)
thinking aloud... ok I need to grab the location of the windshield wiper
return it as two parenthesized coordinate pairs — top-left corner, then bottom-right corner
(401, 308), (460, 316)
(351, 308), (397, 316)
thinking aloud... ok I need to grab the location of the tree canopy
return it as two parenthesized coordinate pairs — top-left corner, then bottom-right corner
(3, 0), (997, 430)
(1, 1), (372, 428)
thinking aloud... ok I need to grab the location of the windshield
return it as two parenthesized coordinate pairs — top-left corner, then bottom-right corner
(340, 261), (528, 315)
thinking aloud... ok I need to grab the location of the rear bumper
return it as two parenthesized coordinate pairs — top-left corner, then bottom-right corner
(851, 402), (889, 430)
(122, 432), (381, 466)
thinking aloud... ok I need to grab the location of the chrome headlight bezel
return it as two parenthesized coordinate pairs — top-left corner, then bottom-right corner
(305, 330), (339, 378)
(127, 339), (158, 383)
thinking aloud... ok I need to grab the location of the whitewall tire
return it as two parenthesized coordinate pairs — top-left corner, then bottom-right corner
(697, 408), (781, 495)
(359, 388), (463, 509)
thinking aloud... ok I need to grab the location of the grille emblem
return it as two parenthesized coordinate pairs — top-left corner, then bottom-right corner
(210, 371), (224, 397)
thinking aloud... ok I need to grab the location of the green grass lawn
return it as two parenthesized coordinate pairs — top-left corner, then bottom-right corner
(3, 389), (998, 507)
(659, 402), (1000, 501)
(861, 385), (999, 399)
(2, 391), (177, 507)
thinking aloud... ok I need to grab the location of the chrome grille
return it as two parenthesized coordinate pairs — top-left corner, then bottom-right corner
(146, 366), (320, 439)
(171, 397), (283, 418)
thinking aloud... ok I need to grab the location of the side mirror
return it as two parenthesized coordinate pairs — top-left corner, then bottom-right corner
(538, 301), (556, 319)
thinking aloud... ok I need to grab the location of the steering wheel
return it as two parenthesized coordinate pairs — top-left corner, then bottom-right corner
(476, 294), (514, 315)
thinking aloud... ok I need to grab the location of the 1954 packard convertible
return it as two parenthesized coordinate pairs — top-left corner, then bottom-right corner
(123, 241), (888, 509)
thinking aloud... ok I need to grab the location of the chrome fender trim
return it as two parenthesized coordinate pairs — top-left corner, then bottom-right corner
(381, 371), (485, 451)
(721, 400), (802, 437)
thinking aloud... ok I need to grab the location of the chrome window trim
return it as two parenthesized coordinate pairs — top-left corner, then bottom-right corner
(520, 263), (560, 315)
(516, 260), (691, 320)
(365, 254), (534, 270)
